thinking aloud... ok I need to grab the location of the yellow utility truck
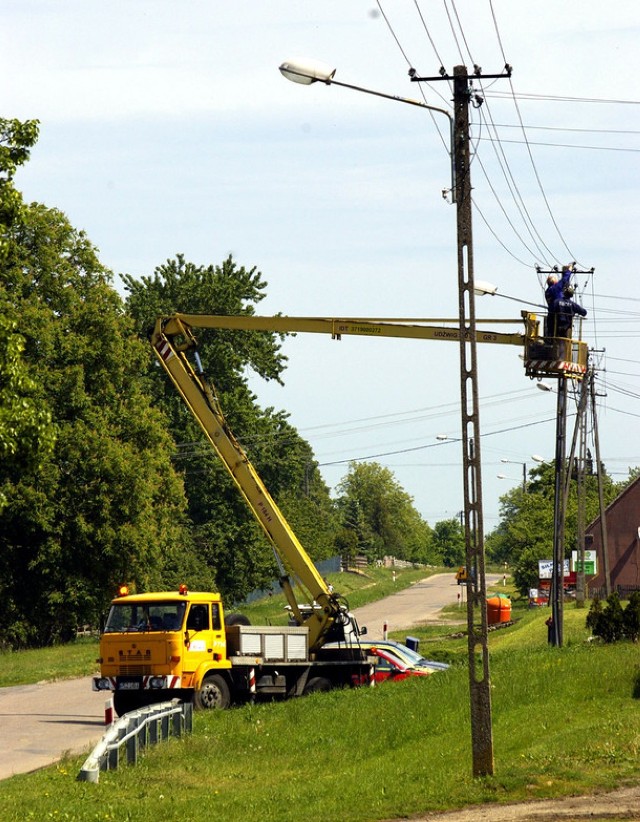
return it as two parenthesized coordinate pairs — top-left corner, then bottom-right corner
(93, 313), (379, 715)
(93, 583), (371, 716)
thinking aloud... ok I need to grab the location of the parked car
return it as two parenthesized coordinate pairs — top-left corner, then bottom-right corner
(325, 639), (450, 681)
(375, 640), (449, 671)
(350, 646), (433, 686)
(356, 640), (450, 673)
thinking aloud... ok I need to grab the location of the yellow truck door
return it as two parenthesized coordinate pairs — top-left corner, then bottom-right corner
(181, 602), (226, 687)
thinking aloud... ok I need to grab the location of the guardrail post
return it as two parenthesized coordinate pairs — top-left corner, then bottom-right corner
(108, 723), (126, 770)
(149, 715), (159, 745)
(183, 701), (193, 733)
(160, 710), (170, 741)
(172, 707), (183, 737)
(125, 716), (138, 765)
(138, 712), (149, 751)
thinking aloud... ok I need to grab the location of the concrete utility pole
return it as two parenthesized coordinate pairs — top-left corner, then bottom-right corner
(575, 376), (590, 606)
(411, 62), (510, 778)
(591, 370), (610, 595)
(535, 267), (592, 644)
(550, 376), (568, 646)
(452, 64), (493, 778)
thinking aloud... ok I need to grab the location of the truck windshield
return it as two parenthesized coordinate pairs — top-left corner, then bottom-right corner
(103, 601), (187, 633)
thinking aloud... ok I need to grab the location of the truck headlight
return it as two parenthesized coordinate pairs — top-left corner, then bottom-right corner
(94, 678), (112, 691)
(149, 677), (165, 689)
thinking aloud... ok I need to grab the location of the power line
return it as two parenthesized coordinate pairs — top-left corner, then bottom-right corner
(484, 91), (640, 105)
(472, 196), (533, 266)
(441, 0), (466, 64)
(375, 0), (452, 145)
(317, 416), (561, 466)
(477, 136), (640, 153)
(484, 2), (580, 263)
(491, 122), (640, 136)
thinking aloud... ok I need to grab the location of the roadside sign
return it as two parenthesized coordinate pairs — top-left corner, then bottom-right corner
(571, 550), (597, 575)
(538, 559), (570, 580)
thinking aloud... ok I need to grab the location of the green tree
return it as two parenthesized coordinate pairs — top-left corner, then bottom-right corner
(586, 592), (625, 643)
(123, 255), (338, 602)
(0, 318), (55, 510)
(335, 462), (433, 564)
(486, 460), (619, 597)
(623, 590), (640, 642)
(431, 518), (465, 567)
(0, 118), (39, 260)
(0, 200), (197, 647)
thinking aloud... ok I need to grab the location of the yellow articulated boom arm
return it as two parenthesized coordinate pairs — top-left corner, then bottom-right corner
(149, 310), (536, 651)
(156, 312), (530, 346)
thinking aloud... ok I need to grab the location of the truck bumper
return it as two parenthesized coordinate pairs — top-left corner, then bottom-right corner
(92, 675), (182, 692)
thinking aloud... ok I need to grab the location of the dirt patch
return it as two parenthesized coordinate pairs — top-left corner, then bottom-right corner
(406, 785), (640, 821)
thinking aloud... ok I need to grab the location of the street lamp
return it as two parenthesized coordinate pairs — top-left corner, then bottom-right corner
(279, 59), (455, 200)
(500, 458), (527, 493)
(280, 57), (495, 777)
(498, 455), (545, 492)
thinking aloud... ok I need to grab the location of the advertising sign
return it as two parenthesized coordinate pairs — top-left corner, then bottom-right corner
(538, 559), (571, 580)
(571, 550), (597, 575)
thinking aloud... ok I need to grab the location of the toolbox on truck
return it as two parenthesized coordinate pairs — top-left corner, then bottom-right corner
(226, 625), (309, 661)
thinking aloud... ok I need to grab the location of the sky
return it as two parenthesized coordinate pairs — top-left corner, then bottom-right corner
(3, 1), (639, 531)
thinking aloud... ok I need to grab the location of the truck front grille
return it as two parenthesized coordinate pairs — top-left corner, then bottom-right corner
(118, 665), (152, 676)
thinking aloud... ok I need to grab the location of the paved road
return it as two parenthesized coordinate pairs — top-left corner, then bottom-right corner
(352, 572), (501, 639)
(0, 677), (106, 780)
(0, 572), (499, 780)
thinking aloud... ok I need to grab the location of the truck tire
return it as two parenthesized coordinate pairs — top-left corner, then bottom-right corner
(194, 674), (231, 710)
(224, 613), (251, 627)
(303, 676), (332, 695)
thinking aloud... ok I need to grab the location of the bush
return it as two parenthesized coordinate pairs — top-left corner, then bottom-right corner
(586, 592), (639, 643)
(623, 591), (640, 641)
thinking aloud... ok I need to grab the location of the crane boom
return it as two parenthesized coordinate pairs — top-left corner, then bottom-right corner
(149, 309), (585, 651)
(158, 313), (528, 346)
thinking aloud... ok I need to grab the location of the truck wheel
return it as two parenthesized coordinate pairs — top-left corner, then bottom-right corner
(194, 674), (231, 710)
(303, 676), (332, 695)
(224, 613), (251, 627)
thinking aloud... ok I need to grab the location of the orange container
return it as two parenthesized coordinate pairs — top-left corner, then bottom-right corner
(487, 594), (511, 625)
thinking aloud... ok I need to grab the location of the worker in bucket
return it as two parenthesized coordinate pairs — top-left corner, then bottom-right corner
(544, 263), (574, 336)
(549, 285), (587, 357)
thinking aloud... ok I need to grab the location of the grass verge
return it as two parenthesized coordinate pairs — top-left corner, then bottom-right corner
(0, 637), (99, 688)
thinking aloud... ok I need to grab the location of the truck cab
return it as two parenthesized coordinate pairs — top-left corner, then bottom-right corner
(93, 585), (229, 715)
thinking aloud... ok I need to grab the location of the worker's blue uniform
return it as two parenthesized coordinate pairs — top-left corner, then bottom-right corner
(543, 266), (573, 337)
(549, 295), (587, 339)
(545, 266), (572, 308)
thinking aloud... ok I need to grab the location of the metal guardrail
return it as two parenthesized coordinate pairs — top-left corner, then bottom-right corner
(77, 699), (193, 783)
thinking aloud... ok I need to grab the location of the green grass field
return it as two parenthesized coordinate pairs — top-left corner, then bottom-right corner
(1, 574), (639, 821)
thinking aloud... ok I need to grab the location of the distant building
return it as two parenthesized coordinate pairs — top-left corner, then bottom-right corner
(587, 475), (640, 596)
